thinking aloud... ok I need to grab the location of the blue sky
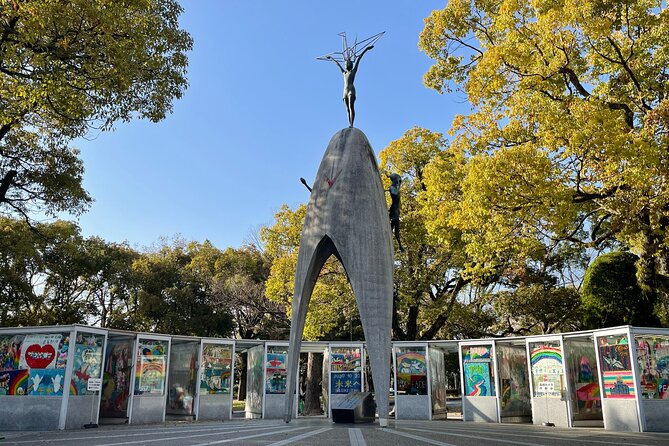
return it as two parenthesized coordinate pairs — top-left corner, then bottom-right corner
(73, 1), (466, 250)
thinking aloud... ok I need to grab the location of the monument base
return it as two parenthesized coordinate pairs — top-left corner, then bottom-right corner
(331, 392), (375, 424)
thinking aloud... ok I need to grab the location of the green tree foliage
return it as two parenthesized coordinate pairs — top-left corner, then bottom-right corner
(380, 127), (474, 340)
(419, 0), (669, 323)
(82, 237), (140, 329)
(0, 0), (192, 218)
(383, 128), (584, 337)
(581, 251), (660, 328)
(0, 218), (246, 336)
(0, 217), (48, 325)
(211, 246), (289, 340)
(0, 217), (138, 326)
(132, 239), (233, 337)
(0, 218), (88, 325)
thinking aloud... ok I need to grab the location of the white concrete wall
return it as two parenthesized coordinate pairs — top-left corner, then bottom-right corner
(463, 396), (498, 422)
(602, 398), (639, 431)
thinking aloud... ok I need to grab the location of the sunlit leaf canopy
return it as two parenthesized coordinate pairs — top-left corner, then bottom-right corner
(0, 0), (192, 217)
(419, 0), (669, 292)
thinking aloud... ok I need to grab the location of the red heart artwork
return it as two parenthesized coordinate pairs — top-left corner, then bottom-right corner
(24, 344), (56, 369)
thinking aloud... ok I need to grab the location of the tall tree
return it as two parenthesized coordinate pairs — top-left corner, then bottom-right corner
(0, 217), (44, 325)
(0, 217), (105, 326)
(581, 251), (661, 328)
(211, 246), (289, 340)
(419, 0), (669, 322)
(38, 220), (90, 325)
(0, 0), (192, 218)
(80, 237), (139, 329)
(380, 127), (474, 340)
(132, 239), (234, 337)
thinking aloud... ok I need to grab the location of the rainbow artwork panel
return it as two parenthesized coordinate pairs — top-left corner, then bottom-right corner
(134, 339), (167, 395)
(396, 348), (428, 395)
(0, 369), (29, 395)
(530, 345), (563, 372)
(602, 371), (635, 398)
(137, 356), (165, 394)
(530, 343), (564, 398)
(396, 350), (427, 376)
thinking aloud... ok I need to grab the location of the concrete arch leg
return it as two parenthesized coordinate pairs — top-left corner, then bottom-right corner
(283, 128), (393, 427)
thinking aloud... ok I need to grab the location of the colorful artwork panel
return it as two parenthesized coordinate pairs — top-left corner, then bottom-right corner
(265, 368), (287, 394)
(395, 347), (428, 395)
(331, 371), (362, 394)
(101, 340), (132, 417)
(264, 350), (287, 395)
(462, 344), (494, 396)
(0, 369), (29, 395)
(599, 344), (631, 372)
(530, 346), (563, 370)
(397, 373), (428, 395)
(530, 343), (564, 398)
(55, 336), (69, 369)
(138, 357), (166, 394)
(464, 362), (492, 396)
(0, 335), (24, 371)
(602, 371), (635, 398)
(636, 335), (669, 399)
(462, 346), (491, 362)
(71, 340), (103, 395)
(598, 337), (635, 399)
(28, 369), (65, 396)
(330, 348), (361, 372)
(396, 351), (427, 375)
(134, 339), (167, 395)
(18, 334), (62, 370)
(266, 353), (286, 370)
(200, 344), (232, 394)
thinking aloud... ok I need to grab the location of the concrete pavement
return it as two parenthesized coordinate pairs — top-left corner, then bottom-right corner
(2, 418), (669, 446)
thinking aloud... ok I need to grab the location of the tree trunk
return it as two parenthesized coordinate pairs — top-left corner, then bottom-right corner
(406, 302), (419, 340)
(634, 220), (664, 326)
(392, 288), (406, 340)
(303, 352), (323, 415)
(237, 352), (247, 402)
(0, 170), (17, 203)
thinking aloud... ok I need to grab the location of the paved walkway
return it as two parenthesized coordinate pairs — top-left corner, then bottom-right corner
(2, 418), (669, 446)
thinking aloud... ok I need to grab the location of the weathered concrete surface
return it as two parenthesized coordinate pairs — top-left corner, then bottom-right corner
(284, 128), (393, 426)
